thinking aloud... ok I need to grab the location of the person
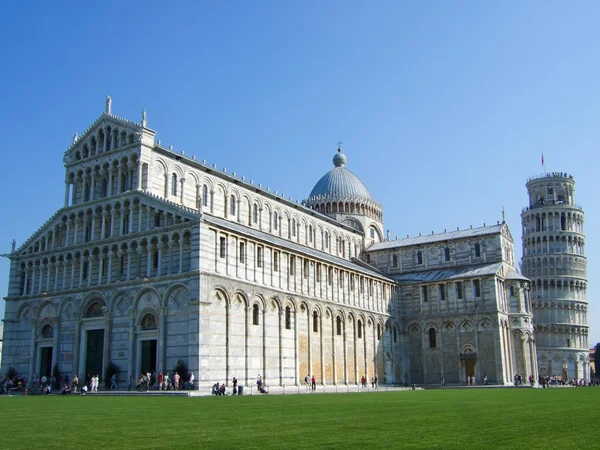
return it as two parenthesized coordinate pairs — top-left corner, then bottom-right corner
(371, 377), (375, 388)
(219, 383), (226, 395)
(158, 372), (164, 390)
(259, 383), (268, 394)
(41, 375), (48, 393)
(81, 385), (88, 395)
(72, 375), (79, 393)
(232, 377), (238, 395)
(257, 374), (262, 390)
(163, 373), (171, 391)
(374, 376), (378, 388)
(441, 376), (445, 387)
(311, 375), (316, 391)
(173, 372), (180, 391)
(110, 373), (118, 390)
(61, 383), (71, 395)
(305, 375), (310, 391)
(484, 374), (488, 385)
(189, 371), (195, 390)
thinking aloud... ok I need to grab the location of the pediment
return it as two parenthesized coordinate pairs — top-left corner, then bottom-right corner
(63, 113), (155, 166)
(500, 223), (513, 242)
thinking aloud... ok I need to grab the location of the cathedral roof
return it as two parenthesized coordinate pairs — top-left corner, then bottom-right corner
(369, 223), (507, 251)
(306, 148), (374, 204)
(393, 262), (527, 284)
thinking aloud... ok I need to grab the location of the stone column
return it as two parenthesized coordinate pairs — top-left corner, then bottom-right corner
(320, 313), (325, 385)
(54, 261), (60, 291)
(28, 320), (37, 382)
(103, 313), (112, 384)
(180, 177), (185, 204)
(128, 310), (136, 381)
(107, 251), (114, 283)
(294, 307), (299, 386)
(64, 181), (70, 207)
(73, 316), (81, 377)
(73, 218), (79, 245)
(136, 161), (143, 190)
(137, 205), (143, 232)
(158, 307), (166, 374)
(98, 256), (104, 285)
(354, 320), (359, 384)
(51, 318), (60, 375)
(278, 309), (283, 385)
(179, 238), (184, 274)
(45, 263), (52, 293)
(108, 167), (114, 197)
(146, 245), (153, 277)
(126, 249), (132, 280)
(343, 319), (348, 384)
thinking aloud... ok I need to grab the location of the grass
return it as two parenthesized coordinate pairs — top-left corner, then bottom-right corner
(1, 388), (598, 449)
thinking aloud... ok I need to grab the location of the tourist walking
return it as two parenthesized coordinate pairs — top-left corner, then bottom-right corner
(110, 373), (118, 390)
(173, 372), (180, 391)
(311, 375), (316, 391)
(305, 375), (310, 391)
(72, 375), (79, 393)
(189, 371), (195, 390)
(232, 377), (238, 395)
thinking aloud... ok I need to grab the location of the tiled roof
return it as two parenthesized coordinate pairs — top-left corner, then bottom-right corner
(393, 262), (516, 285)
(203, 215), (392, 281)
(368, 224), (505, 251)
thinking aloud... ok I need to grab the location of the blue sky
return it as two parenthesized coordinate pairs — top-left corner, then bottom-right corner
(1, 1), (598, 344)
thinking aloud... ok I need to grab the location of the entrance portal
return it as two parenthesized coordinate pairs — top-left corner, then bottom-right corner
(465, 359), (476, 380)
(85, 329), (105, 379)
(141, 340), (157, 374)
(40, 347), (53, 379)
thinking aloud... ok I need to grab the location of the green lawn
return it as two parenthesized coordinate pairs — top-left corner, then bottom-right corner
(1, 388), (598, 449)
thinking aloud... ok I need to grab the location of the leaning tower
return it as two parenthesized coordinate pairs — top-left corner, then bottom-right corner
(521, 172), (589, 382)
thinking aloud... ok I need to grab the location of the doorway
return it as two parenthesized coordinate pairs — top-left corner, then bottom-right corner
(40, 347), (53, 379)
(140, 340), (157, 374)
(85, 329), (105, 379)
(465, 360), (476, 380)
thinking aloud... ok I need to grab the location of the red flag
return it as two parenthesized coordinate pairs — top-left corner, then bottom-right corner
(541, 152), (545, 168)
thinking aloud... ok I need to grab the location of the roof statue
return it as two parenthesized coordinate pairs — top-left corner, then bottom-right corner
(11, 239), (16, 253)
(72, 131), (78, 143)
(141, 109), (147, 127)
(105, 95), (112, 114)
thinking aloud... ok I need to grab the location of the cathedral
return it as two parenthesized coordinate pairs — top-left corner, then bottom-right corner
(0, 99), (550, 387)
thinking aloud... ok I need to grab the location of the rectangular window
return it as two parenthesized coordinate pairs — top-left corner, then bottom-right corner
(422, 286), (428, 302)
(456, 282), (463, 300)
(257, 246), (263, 268)
(350, 275), (355, 291)
(289, 256), (295, 276)
(417, 250), (423, 265)
(154, 213), (160, 228)
(313, 313), (319, 333)
(328, 267), (333, 286)
(239, 242), (245, 264)
(438, 284), (446, 301)
(83, 261), (89, 280)
(316, 263), (321, 282)
(369, 280), (373, 296)
(152, 251), (159, 269)
(303, 260), (309, 279)
(474, 279), (481, 297)
(339, 271), (344, 288)
(273, 251), (279, 271)
(444, 247), (450, 262)
(219, 237), (226, 259)
(474, 242), (481, 258)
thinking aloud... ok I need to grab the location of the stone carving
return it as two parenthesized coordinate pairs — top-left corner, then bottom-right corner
(106, 95), (112, 114)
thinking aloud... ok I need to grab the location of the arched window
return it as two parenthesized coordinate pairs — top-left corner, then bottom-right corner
(336, 317), (342, 336)
(309, 225), (313, 242)
(41, 324), (54, 338)
(324, 231), (329, 248)
(202, 185), (208, 207)
(85, 302), (104, 318)
(377, 323), (382, 341)
(357, 320), (363, 338)
(292, 219), (296, 237)
(509, 286), (515, 297)
(313, 311), (319, 332)
(273, 211), (278, 230)
(429, 327), (436, 348)
(230, 195), (236, 216)
(285, 306), (291, 330)
(252, 304), (259, 325)
(252, 204), (258, 224)
(393, 326), (397, 343)
(141, 313), (158, 330)
(171, 173), (178, 196)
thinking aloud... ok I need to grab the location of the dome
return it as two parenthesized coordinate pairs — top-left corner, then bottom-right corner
(307, 148), (373, 202)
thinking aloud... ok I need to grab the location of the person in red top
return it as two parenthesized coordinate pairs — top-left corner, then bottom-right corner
(158, 372), (164, 390)
(311, 375), (316, 391)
